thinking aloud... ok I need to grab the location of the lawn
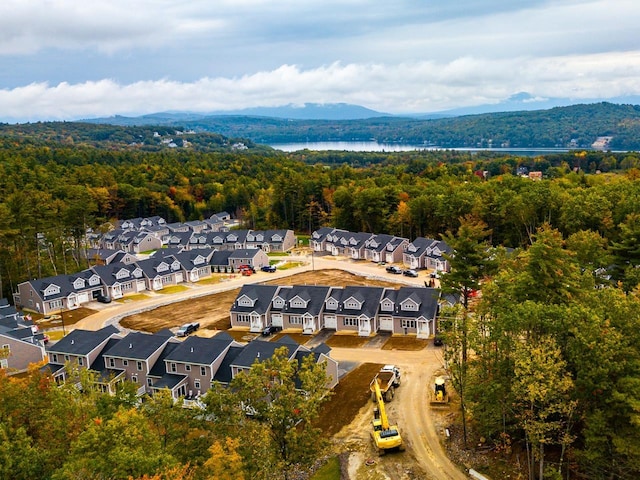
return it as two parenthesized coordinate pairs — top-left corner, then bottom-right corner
(277, 261), (304, 270)
(325, 334), (370, 348)
(155, 285), (189, 294)
(310, 456), (341, 480)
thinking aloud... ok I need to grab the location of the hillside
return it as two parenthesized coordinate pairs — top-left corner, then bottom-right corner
(86, 102), (640, 150)
(0, 122), (270, 153)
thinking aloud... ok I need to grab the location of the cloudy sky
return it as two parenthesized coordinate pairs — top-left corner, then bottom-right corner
(1, 0), (639, 121)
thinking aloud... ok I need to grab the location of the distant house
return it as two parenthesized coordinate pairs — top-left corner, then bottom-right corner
(364, 234), (409, 263)
(228, 249), (270, 270)
(403, 237), (451, 272)
(135, 255), (183, 291)
(310, 227), (347, 252)
(91, 263), (147, 299)
(14, 270), (106, 314)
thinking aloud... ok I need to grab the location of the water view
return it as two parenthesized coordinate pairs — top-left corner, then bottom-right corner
(270, 141), (574, 155)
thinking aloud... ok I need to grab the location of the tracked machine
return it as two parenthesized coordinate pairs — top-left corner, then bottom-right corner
(371, 378), (404, 455)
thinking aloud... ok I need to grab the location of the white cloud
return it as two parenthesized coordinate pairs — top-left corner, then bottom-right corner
(2, 51), (640, 121)
(0, 0), (639, 119)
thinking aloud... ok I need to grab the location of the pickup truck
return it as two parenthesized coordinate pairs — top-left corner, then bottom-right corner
(176, 322), (200, 337)
(386, 265), (403, 274)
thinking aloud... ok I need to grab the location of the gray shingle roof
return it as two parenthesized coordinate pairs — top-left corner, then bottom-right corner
(103, 331), (170, 360)
(47, 325), (119, 356)
(164, 333), (235, 365)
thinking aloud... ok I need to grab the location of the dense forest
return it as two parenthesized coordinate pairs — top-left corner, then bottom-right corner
(1, 123), (640, 299)
(85, 102), (640, 149)
(2, 124), (640, 478)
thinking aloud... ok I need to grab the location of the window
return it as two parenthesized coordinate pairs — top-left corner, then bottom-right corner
(194, 380), (201, 389)
(343, 317), (358, 327)
(123, 359), (128, 366)
(185, 364), (191, 371)
(236, 314), (250, 323)
(51, 353), (58, 363)
(1, 344), (10, 355)
(200, 366), (206, 376)
(78, 357), (83, 366)
(108, 358), (115, 368)
(131, 375), (138, 383)
(137, 361), (143, 371)
(147, 378), (153, 387)
(401, 320), (417, 329)
(289, 316), (302, 325)
(49, 299), (63, 309)
(170, 363), (177, 373)
(0, 359), (8, 369)
(64, 355), (70, 362)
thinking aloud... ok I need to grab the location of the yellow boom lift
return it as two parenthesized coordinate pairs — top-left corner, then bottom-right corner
(371, 378), (404, 455)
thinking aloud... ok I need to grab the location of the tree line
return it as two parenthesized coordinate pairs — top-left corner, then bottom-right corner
(1, 131), (640, 299)
(441, 219), (640, 479)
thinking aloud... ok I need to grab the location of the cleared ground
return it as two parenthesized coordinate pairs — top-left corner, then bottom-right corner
(120, 269), (401, 333)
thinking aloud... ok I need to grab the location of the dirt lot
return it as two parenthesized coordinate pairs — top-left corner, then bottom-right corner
(120, 269), (401, 333)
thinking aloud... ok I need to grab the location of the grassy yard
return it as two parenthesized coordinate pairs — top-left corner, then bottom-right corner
(310, 456), (341, 480)
(267, 251), (290, 257)
(155, 285), (189, 295)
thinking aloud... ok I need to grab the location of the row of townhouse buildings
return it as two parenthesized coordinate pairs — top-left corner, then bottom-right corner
(43, 326), (338, 404)
(0, 299), (47, 373)
(230, 284), (441, 338)
(13, 247), (272, 315)
(310, 228), (452, 272)
(88, 214), (297, 254)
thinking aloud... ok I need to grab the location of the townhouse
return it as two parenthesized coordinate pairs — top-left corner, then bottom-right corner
(403, 237), (452, 272)
(363, 234), (409, 263)
(230, 284), (441, 339)
(43, 328), (338, 401)
(0, 300), (47, 373)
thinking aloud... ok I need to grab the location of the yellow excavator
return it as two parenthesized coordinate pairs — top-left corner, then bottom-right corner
(371, 378), (404, 455)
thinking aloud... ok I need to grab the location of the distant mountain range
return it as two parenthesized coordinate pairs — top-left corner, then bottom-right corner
(84, 94), (640, 124)
(83, 101), (640, 150)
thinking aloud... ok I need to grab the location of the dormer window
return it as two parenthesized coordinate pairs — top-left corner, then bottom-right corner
(73, 278), (85, 289)
(381, 299), (394, 312)
(237, 295), (256, 307)
(272, 297), (285, 309)
(325, 298), (338, 309)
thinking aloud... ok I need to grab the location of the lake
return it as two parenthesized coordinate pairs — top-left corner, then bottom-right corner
(269, 141), (574, 155)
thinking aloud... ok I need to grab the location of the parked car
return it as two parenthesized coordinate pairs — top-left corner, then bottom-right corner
(238, 264), (256, 273)
(261, 265), (277, 273)
(386, 265), (403, 274)
(262, 325), (282, 336)
(433, 335), (444, 347)
(176, 322), (200, 337)
(97, 293), (112, 303)
(403, 269), (419, 277)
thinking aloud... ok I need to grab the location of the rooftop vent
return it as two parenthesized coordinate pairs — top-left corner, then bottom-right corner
(129, 343), (132, 348)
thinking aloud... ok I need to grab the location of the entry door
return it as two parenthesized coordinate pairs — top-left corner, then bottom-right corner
(417, 320), (430, 339)
(303, 316), (315, 334)
(250, 314), (262, 332)
(358, 318), (371, 336)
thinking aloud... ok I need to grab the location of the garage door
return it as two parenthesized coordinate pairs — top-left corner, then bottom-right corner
(76, 292), (89, 304)
(379, 317), (394, 332)
(324, 315), (337, 330)
(175, 272), (183, 283)
(272, 313), (283, 328)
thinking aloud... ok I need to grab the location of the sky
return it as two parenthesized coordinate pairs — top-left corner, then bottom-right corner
(1, 0), (640, 122)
